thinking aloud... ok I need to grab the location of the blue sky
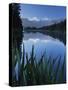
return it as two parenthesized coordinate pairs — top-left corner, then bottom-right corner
(20, 4), (66, 21)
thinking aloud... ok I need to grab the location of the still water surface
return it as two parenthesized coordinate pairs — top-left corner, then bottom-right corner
(15, 32), (66, 80)
(22, 32), (65, 60)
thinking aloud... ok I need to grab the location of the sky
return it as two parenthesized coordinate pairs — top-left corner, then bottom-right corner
(20, 4), (66, 21)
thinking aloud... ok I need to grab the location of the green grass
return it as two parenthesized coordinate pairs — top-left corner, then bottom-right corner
(12, 44), (66, 86)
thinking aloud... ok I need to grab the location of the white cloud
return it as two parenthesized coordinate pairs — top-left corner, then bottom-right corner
(28, 17), (40, 21)
(42, 17), (50, 21)
(27, 17), (51, 21)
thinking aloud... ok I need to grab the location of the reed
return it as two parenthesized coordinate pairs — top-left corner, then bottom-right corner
(12, 44), (66, 86)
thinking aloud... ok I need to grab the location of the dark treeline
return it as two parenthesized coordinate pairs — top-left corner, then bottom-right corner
(39, 19), (66, 32)
(10, 3), (23, 86)
(25, 19), (66, 44)
(11, 3), (23, 61)
(25, 19), (66, 32)
(40, 19), (66, 44)
(11, 3), (23, 50)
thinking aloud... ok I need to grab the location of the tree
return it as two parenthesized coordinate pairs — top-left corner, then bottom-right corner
(11, 3), (23, 50)
(9, 3), (23, 85)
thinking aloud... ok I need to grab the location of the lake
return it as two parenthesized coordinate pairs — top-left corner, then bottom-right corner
(15, 32), (66, 81)
(22, 32), (65, 60)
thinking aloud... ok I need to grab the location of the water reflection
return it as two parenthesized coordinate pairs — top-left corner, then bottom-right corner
(15, 32), (66, 80)
(23, 32), (65, 61)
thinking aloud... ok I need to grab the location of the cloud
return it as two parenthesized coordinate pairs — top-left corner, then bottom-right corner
(28, 17), (40, 21)
(42, 17), (50, 21)
(26, 16), (51, 22)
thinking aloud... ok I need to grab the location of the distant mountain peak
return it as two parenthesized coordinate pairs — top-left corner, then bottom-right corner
(22, 18), (65, 28)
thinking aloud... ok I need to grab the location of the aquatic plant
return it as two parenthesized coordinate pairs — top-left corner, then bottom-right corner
(12, 44), (66, 86)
